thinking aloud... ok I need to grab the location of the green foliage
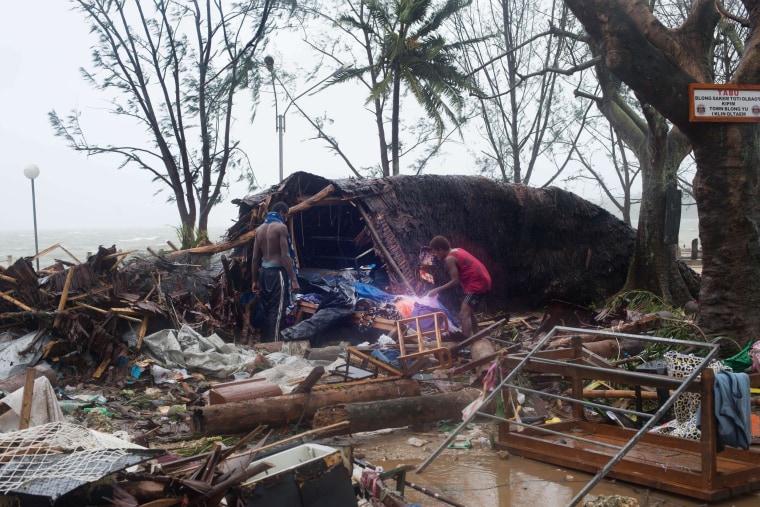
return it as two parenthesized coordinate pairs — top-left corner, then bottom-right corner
(607, 290), (666, 315)
(174, 225), (204, 250)
(338, 0), (483, 174)
(607, 290), (721, 362)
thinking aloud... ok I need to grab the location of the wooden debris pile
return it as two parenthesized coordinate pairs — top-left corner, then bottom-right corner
(0, 245), (246, 382)
(1, 286), (751, 506)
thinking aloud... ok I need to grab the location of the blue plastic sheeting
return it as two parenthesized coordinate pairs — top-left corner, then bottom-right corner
(298, 274), (398, 304)
(354, 282), (396, 303)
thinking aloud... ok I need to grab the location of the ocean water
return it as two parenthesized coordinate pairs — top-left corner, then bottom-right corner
(0, 226), (227, 269)
(679, 217), (700, 249)
(0, 219), (701, 270)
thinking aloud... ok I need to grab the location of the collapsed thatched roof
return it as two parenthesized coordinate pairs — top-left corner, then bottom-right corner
(230, 172), (636, 310)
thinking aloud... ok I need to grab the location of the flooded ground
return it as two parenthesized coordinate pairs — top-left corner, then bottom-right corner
(350, 424), (760, 507)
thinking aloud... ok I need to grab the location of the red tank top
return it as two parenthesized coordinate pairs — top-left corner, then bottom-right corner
(450, 249), (491, 294)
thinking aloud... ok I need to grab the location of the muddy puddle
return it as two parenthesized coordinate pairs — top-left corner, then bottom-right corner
(350, 426), (760, 507)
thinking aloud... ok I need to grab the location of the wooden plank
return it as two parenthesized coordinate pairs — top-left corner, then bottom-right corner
(136, 316), (150, 351)
(53, 267), (75, 328)
(449, 318), (507, 353)
(292, 366), (325, 394)
(345, 347), (403, 377)
(18, 369), (36, 430)
(91, 357), (111, 380)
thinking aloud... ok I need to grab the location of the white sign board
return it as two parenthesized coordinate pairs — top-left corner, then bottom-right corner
(690, 84), (760, 122)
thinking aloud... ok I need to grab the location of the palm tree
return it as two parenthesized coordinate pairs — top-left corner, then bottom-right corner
(340, 0), (482, 176)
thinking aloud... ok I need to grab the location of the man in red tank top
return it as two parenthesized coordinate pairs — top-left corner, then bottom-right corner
(426, 235), (491, 337)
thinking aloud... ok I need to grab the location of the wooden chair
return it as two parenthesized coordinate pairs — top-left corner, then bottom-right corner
(395, 312), (452, 370)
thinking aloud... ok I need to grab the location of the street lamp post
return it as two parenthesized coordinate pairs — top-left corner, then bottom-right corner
(23, 164), (40, 271)
(264, 57), (352, 181)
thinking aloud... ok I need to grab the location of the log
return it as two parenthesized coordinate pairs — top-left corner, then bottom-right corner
(304, 345), (346, 362)
(312, 388), (482, 435)
(209, 379), (281, 405)
(549, 314), (662, 347)
(193, 379), (421, 435)
(582, 339), (619, 358)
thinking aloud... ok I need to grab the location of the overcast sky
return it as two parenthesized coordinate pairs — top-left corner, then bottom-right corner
(0, 1), (397, 234)
(2, 1), (673, 240)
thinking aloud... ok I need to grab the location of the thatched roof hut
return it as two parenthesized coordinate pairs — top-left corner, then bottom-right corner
(228, 171), (635, 311)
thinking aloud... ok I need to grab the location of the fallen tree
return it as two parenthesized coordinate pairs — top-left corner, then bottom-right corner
(312, 388), (483, 435)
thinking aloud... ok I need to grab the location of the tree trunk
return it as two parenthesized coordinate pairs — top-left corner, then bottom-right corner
(312, 388), (482, 435)
(562, 0), (760, 346)
(192, 379), (420, 435)
(693, 124), (760, 349)
(375, 95), (391, 178)
(621, 110), (694, 307)
(391, 67), (402, 176)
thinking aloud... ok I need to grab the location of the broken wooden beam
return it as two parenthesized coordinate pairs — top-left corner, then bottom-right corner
(292, 366), (325, 394)
(18, 369), (36, 430)
(447, 341), (520, 377)
(449, 318), (507, 354)
(53, 267), (75, 328)
(355, 204), (416, 294)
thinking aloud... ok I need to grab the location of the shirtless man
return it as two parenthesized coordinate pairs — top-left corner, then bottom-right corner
(426, 235), (491, 338)
(251, 202), (300, 341)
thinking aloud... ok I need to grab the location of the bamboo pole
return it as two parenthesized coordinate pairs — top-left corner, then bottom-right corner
(0, 273), (18, 284)
(0, 291), (34, 312)
(73, 302), (142, 323)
